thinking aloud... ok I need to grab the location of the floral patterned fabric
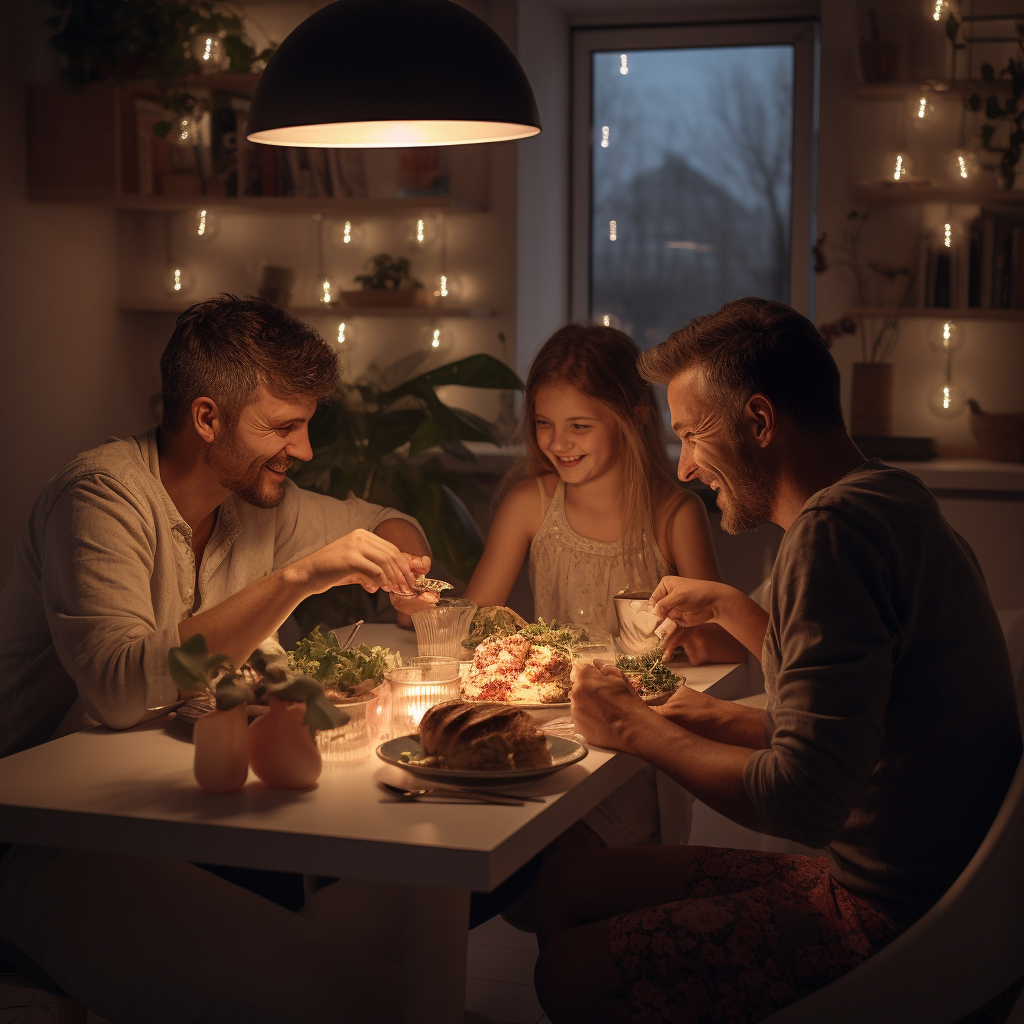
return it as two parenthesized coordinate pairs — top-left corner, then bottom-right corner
(608, 847), (903, 1024)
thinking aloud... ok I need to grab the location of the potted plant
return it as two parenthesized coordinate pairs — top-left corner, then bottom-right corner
(341, 253), (433, 308)
(816, 211), (923, 437)
(45, 0), (276, 130)
(168, 634), (347, 791)
(288, 352), (524, 631)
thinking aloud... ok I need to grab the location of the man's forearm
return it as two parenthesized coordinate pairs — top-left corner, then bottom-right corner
(374, 516), (430, 558)
(624, 712), (766, 830)
(657, 690), (770, 748)
(713, 588), (770, 660)
(177, 563), (312, 669)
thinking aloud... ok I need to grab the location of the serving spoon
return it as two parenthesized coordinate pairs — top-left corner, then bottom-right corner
(377, 781), (528, 806)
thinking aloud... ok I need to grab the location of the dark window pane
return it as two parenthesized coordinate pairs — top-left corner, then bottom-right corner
(591, 45), (795, 348)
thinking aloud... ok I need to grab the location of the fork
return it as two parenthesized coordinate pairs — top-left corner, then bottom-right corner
(377, 781), (525, 806)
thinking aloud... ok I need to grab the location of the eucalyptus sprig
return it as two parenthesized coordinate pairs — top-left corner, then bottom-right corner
(168, 634), (349, 737)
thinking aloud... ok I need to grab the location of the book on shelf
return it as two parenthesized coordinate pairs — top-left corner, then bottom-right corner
(917, 207), (1024, 311)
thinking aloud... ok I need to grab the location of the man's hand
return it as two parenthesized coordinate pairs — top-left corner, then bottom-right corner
(301, 529), (424, 596)
(569, 659), (653, 752)
(650, 575), (725, 629)
(660, 622), (750, 666)
(650, 576), (768, 662)
(389, 555), (441, 616)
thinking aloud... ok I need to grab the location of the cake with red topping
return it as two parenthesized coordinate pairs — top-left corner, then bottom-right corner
(463, 633), (571, 704)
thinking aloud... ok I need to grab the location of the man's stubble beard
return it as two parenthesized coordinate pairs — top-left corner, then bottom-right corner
(205, 429), (290, 510)
(717, 426), (776, 536)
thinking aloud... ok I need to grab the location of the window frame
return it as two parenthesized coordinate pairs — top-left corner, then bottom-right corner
(570, 19), (820, 327)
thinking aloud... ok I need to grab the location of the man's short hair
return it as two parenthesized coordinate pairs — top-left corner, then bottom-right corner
(159, 294), (339, 431)
(638, 297), (846, 433)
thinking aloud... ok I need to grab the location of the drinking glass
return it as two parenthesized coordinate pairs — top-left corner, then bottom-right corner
(410, 599), (477, 659)
(316, 680), (392, 767)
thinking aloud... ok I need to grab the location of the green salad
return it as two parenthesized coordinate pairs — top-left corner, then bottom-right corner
(288, 626), (398, 697)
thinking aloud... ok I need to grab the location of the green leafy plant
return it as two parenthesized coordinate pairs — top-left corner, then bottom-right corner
(288, 353), (524, 630)
(169, 634), (348, 736)
(289, 626), (398, 697)
(45, 0), (276, 124)
(965, 21), (1024, 189)
(354, 253), (422, 291)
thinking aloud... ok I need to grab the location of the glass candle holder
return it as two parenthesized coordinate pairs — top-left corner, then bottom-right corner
(385, 660), (462, 738)
(316, 681), (392, 767)
(411, 599), (477, 659)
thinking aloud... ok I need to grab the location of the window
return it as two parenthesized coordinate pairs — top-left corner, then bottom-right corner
(571, 21), (818, 347)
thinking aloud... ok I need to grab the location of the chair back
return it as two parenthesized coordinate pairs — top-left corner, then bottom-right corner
(761, 749), (1024, 1024)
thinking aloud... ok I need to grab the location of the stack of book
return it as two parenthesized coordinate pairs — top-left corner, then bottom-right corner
(134, 92), (447, 200)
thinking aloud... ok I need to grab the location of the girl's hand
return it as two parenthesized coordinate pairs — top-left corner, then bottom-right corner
(569, 659), (650, 752)
(389, 555), (441, 618)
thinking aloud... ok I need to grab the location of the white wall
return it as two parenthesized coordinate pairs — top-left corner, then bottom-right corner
(0, 0), (142, 583)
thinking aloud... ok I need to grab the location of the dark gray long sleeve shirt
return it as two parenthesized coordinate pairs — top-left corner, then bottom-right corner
(744, 460), (1021, 926)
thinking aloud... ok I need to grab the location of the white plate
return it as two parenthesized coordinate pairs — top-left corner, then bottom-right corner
(462, 696), (571, 711)
(376, 734), (587, 782)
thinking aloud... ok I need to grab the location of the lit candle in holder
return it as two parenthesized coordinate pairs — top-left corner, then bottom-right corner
(385, 660), (463, 738)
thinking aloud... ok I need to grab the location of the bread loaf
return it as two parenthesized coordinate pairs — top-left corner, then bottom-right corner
(417, 700), (552, 771)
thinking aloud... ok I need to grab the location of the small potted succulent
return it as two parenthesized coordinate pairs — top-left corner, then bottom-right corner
(169, 634), (346, 791)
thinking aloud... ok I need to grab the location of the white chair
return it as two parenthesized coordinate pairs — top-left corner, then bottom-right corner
(761, 615), (1024, 1024)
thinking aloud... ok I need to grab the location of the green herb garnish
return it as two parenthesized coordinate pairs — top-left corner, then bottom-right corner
(615, 651), (680, 697)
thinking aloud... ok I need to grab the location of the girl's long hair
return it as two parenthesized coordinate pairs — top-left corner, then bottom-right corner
(507, 323), (685, 574)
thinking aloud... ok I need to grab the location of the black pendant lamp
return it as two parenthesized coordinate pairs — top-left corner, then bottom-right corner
(246, 0), (541, 148)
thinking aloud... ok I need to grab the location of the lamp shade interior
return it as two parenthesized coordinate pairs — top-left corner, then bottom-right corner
(246, 0), (541, 148)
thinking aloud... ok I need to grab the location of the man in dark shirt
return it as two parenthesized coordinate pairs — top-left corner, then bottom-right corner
(534, 297), (1021, 1024)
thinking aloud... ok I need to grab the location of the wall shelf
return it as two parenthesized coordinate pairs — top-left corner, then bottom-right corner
(856, 80), (1013, 100)
(853, 185), (1024, 205)
(843, 307), (1024, 320)
(120, 303), (493, 317)
(109, 195), (481, 214)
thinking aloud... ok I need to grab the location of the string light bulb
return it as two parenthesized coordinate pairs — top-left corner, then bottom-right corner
(908, 92), (936, 127)
(619, 54), (629, 75)
(928, 0), (958, 22)
(943, 222), (953, 248)
(421, 323), (448, 351)
(170, 116), (198, 146)
(929, 319), (963, 353)
(191, 31), (227, 73)
(319, 278), (334, 304)
(163, 264), (193, 298)
(193, 207), (218, 240)
(946, 147), (980, 184)
(609, 220), (618, 241)
(333, 219), (362, 247)
(600, 125), (610, 148)
(928, 380), (965, 417)
(889, 152), (912, 181)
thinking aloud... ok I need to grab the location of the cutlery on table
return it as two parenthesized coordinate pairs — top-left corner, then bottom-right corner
(378, 780), (545, 803)
(377, 781), (526, 806)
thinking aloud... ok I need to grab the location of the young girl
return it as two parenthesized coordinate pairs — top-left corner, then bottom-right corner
(465, 323), (744, 664)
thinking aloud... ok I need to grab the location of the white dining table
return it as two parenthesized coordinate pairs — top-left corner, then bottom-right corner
(0, 623), (754, 1024)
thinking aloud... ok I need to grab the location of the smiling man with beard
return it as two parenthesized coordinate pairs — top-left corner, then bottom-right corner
(0, 295), (443, 1023)
(533, 297), (1021, 1024)
(0, 294), (436, 756)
